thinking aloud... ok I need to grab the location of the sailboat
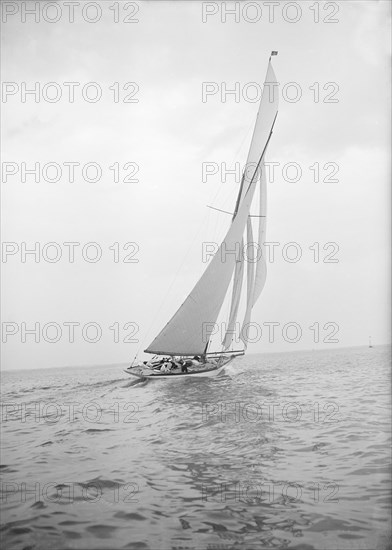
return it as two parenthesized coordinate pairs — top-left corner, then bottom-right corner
(125, 52), (279, 380)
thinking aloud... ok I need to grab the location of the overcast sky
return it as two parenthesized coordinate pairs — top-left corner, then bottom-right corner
(1, 0), (390, 370)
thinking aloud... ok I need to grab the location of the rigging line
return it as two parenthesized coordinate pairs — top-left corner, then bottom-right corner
(207, 205), (233, 215)
(206, 116), (255, 217)
(207, 205), (266, 218)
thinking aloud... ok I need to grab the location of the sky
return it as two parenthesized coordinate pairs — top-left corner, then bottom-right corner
(1, 0), (391, 370)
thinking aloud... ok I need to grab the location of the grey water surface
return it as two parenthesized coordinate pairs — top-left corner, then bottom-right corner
(1, 346), (391, 550)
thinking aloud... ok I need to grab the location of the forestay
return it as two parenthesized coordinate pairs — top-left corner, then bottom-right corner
(146, 57), (279, 356)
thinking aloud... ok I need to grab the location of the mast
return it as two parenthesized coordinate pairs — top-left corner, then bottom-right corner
(233, 173), (246, 219)
(244, 112), (277, 195)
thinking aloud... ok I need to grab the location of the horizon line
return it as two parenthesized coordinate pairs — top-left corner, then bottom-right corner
(1, 342), (391, 373)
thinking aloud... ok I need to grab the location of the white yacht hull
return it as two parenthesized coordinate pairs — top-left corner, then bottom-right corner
(124, 357), (234, 380)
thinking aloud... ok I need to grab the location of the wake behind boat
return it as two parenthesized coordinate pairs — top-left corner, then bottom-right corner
(125, 52), (279, 381)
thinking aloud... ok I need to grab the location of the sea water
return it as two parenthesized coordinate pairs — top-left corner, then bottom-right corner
(1, 346), (391, 550)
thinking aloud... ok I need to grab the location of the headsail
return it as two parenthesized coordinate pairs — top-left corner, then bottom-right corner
(145, 175), (259, 356)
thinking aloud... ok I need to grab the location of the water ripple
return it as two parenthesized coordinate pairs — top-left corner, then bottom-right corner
(1, 346), (390, 549)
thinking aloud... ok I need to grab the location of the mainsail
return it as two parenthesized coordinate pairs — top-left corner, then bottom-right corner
(237, 61), (279, 205)
(222, 239), (245, 350)
(239, 162), (268, 348)
(240, 216), (256, 345)
(145, 55), (279, 356)
(224, 60), (278, 350)
(250, 163), (268, 306)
